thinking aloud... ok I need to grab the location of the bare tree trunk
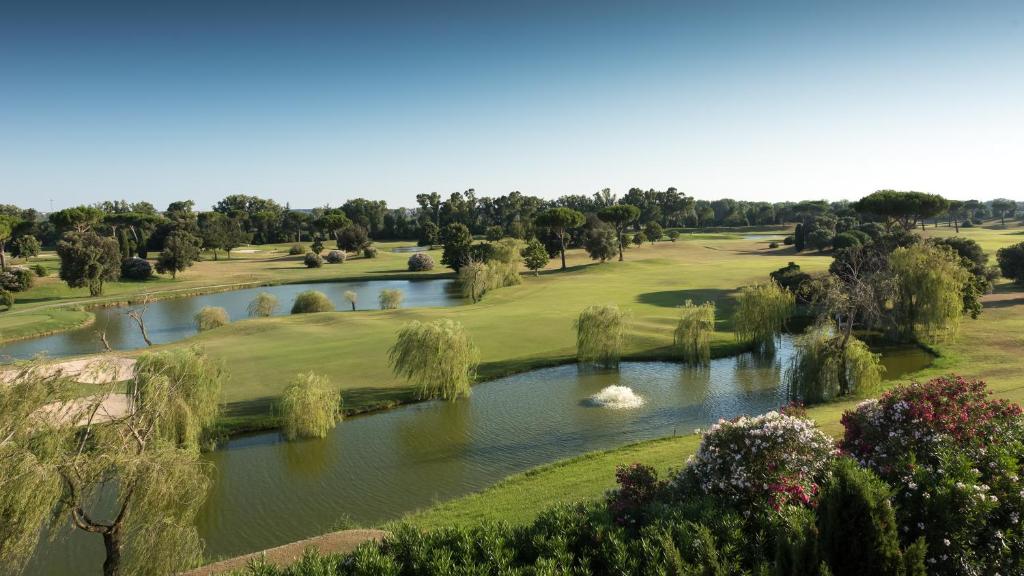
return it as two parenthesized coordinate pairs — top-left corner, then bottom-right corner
(102, 530), (122, 576)
(954, 219), (959, 233)
(127, 300), (153, 346)
(99, 331), (112, 352)
(559, 230), (567, 270)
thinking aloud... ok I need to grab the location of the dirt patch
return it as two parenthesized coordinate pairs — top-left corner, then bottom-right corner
(182, 529), (388, 575)
(0, 356), (136, 384)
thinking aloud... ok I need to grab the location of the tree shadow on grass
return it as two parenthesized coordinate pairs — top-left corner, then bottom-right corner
(636, 288), (742, 331)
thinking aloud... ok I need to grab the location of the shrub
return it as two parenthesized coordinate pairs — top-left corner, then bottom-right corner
(575, 304), (626, 368)
(769, 262), (811, 296)
(667, 230), (680, 242)
(674, 300), (715, 366)
(841, 376), (1024, 574)
(378, 288), (404, 310)
(817, 458), (919, 576)
(832, 231), (863, 250)
(584, 225), (618, 262)
(768, 241), (780, 249)
(783, 235), (795, 245)
(388, 319), (479, 400)
(120, 257), (153, 281)
(407, 252), (434, 271)
(291, 290), (334, 314)
(996, 242), (1024, 284)
(0, 267), (33, 292)
(279, 372), (341, 440)
(247, 292), (279, 318)
(684, 411), (835, 512)
(337, 225), (370, 252)
(31, 264), (47, 277)
(193, 306), (229, 332)
(607, 463), (668, 529)
(485, 225), (504, 241)
(733, 281), (795, 353)
(288, 244), (305, 255)
(631, 231), (647, 246)
(325, 250), (346, 264)
(363, 246), (378, 259)
(303, 252), (323, 268)
(0, 288), (13, 311)
(11, 234), (41, 260)
(960, 219), (975, 228)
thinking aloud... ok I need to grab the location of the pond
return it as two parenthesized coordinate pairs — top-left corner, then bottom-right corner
(25, 336), (933, 574)
(390, 245), (429, 253)
(1, 279), (460, 361)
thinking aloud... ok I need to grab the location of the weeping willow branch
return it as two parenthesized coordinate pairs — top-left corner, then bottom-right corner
(389, 319), (479, 400)
(733, 281), (795, 353)
(575, 304), (627, 368)
(786, 322), (884, 403)
(278, 372), (342, 440)
(674, 300), (716, 366)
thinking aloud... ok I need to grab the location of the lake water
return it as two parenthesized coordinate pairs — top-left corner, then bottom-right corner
(24, 336), (932, 574)
(1, 279), (460, 361)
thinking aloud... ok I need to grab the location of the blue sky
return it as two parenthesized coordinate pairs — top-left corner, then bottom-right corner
(1, 0), (1022, 211)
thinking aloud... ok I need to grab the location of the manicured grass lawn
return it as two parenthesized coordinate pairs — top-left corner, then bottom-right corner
(0, 307), (94, 343)
(404, 239), (1024, 529)
(159, 232), (833, 424)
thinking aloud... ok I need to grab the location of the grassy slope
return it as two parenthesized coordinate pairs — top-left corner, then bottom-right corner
(403, 223), (1024, 529)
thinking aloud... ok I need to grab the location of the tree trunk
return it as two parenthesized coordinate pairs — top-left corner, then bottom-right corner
(954, 219), (959, 233)
(102, 530), (122, 576)
(0, 243), (6, 271)
(617, 228), (624, 261)
(559, 230), (567, 270)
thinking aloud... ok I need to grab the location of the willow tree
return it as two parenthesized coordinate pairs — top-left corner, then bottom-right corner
(247, 292), (279, 317)
(787, 322), (884, 403)
(889, 243), (971, 342)
(459, 261), (492, 303)
(279, 372), (342, 440)
(733, 281), (795, 353)
(389, 319), (479, 400)
(0, 348), (225, 576)
(674, 300), (715, 366)
(378, 288), (404, 310)
(575, 304), (627, 368)
(193, 306), (229, 332)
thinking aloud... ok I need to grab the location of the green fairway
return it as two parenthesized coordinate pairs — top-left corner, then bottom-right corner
(154, 233), (839, 425)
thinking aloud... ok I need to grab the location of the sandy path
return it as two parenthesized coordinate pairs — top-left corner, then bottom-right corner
(0, 356), (136, 384)
(181, 529), (388, 575)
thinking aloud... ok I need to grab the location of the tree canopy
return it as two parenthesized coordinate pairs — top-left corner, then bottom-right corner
(854, 190), (948, 231)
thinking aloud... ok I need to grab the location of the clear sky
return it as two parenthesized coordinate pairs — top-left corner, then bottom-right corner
(2, 0), (1022, 211)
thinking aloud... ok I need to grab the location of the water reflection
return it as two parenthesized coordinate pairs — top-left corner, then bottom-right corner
(24, 336), (934, 575)
(2, 279), (459, 360)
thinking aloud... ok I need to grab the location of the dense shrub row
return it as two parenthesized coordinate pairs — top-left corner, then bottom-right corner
(236, 375), (1022, 576)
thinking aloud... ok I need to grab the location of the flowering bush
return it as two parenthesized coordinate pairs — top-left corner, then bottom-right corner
(684, 411), (836, 512)
(841, 375), (1024, 574)
(325, 250), (346, 264)
(407, 252), (434, 272)
(606, 463), (666, 529)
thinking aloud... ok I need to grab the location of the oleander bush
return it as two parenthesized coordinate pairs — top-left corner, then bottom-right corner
(362, 246), (378, 259)
(288, 244), (305, 255)
(0, 267), (33, 292)
(407, 252), (434, 271)
(682, 411), (836, 513)
(841, 376), (1024, 574)
(325, 250), (346, 264)
(303, 252), (323, 268)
